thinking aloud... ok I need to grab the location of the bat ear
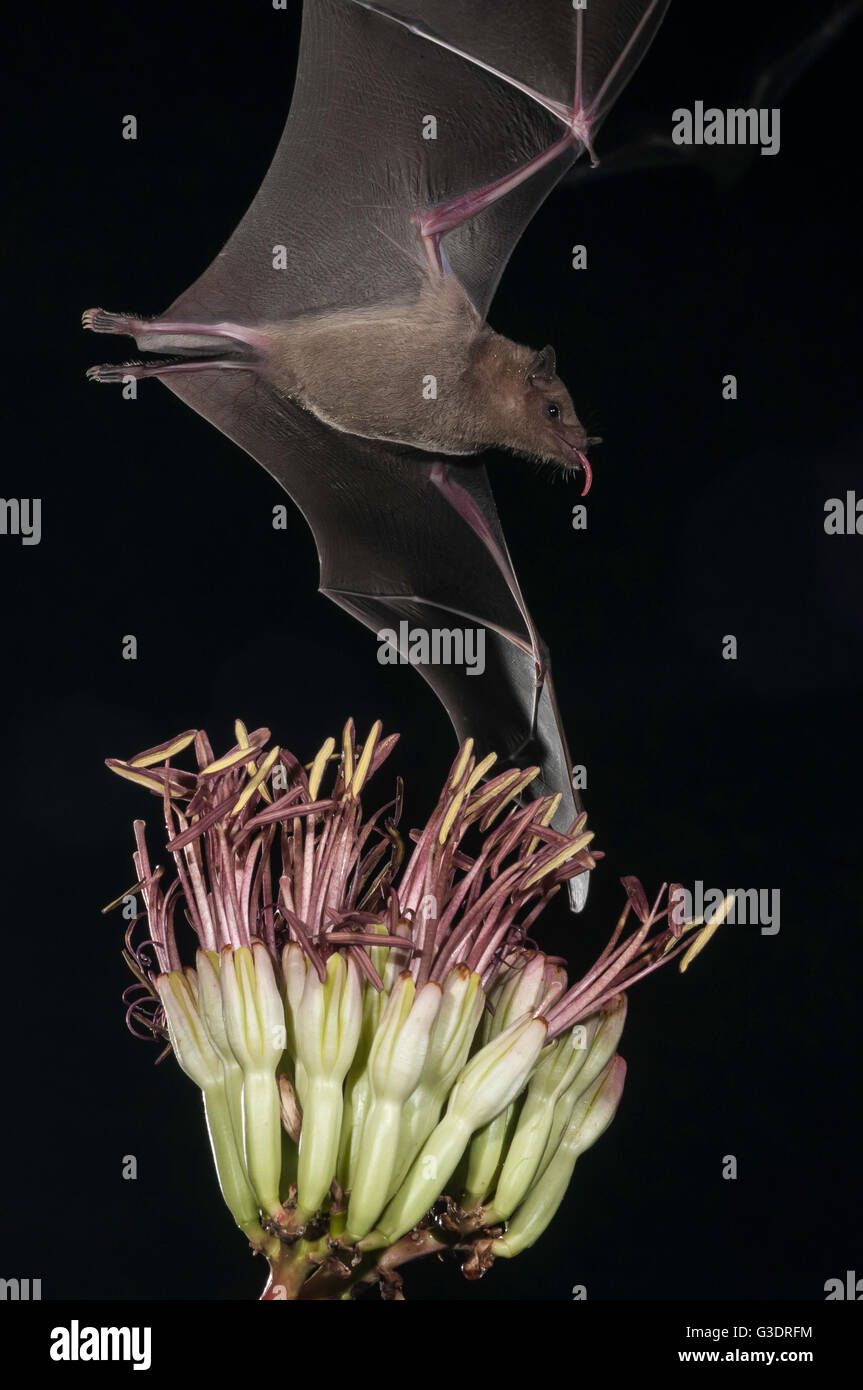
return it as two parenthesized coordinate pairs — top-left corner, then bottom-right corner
(527, 345), (557, 382)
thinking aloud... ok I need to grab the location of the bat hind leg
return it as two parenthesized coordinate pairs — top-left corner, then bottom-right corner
(86, 357), (252, 383)
(83, 307), (271, 354)
(83, 306), (270, 384)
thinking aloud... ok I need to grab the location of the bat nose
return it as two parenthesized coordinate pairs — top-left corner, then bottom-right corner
(558, 423), (588, 454)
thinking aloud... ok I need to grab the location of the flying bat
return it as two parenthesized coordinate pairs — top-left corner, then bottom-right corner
(84, 0), (671, 912)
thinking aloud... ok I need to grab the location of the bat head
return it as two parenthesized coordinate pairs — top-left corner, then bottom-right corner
(519, 345), (596, 495)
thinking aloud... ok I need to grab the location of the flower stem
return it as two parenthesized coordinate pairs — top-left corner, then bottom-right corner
(260, 1238), (325, 1300)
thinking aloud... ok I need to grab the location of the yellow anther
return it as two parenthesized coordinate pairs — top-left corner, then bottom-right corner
(679, 893), (734, 973)
(231, 746), (281, 815)
(522, 831), (593, 888)
(308, 736), (336, 800)
(101, 876), (155, 914)
(464, 751), (498, 794)
(479, 767), (541, 825)
(351, 721), (381, 796)
(449, 739), (475, 789)
(233, 719), (271, 801)
(342, 722), (355, 787)
(527, 792), (562, 855)
(439, 786), (468, 844)
(107, 761), (182, 795)
(130, 731), (197, 768)
(201, 739), (269, 776)
(466, 769), (522, 816)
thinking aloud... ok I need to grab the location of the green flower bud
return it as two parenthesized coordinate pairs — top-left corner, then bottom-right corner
(156, 968), (261, 1242)
(493, 1055), (627, 1259)
(282, 942), (307, 1046)
(219, 943), (286, 1223)
(487, 995), (627, 1220)
(201, 1086), (266, 1245)
(220, 942), (286, 1069)
(196, 950), (246, 1154)
(294, 952), (362, 1217)
(346, 975), (442, 1240)
(482, 952), (547, 1042)
(390, 965), (483, 1195)
(361, 1014), (547, 1250)
(461, 955), (552, 1208)
(282, 942), (309, 1103)
(461, 1100), (520, 1211)
(337, 979), (388, 1190)
(157, 970), (221, 1091)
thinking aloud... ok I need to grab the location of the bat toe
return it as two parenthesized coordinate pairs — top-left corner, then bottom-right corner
(82, 308), (134, 336)
(86, 362), (120, 382)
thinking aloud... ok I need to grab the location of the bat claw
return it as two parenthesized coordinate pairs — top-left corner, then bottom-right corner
(86, 359), (152, 383)
(86, 362), (123, 382)
(82, 307), (135, 335)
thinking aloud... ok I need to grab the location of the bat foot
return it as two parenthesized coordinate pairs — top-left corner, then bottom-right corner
(86, 356), (251, 383)
(82, 307), (137, 336)
(86, 361), (138, 383)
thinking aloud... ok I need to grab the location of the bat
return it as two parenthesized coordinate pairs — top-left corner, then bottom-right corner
(84, 0), (671, 913)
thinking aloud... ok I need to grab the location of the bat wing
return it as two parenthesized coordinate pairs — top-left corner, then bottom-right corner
(158, 368), (591, 912)
(165, 0), (671, 321)
(114, 1), (671, 912)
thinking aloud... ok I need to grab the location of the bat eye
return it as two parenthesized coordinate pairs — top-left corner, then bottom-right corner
(546, 402), (561, 421)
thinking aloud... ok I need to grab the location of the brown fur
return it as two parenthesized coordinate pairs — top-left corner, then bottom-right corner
(258, 276), (587, 466)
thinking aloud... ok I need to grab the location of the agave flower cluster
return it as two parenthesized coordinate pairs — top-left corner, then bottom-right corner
(107, 718), (725, 1300)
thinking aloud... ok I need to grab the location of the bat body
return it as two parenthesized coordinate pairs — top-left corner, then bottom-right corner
(84, 0), (672, 912)
(88, 276), (592, 470)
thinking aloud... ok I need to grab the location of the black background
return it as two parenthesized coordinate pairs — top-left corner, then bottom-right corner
(2, 0), (861, 1302)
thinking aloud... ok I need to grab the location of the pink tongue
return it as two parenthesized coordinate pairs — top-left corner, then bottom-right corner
(576, 451), (593, 496)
